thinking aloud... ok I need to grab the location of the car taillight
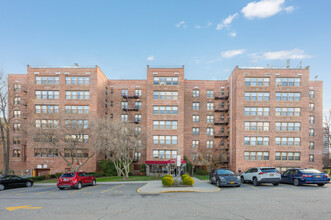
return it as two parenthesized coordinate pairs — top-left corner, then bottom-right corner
(323, 174), (329, 178)
(302, 175), (312, 178)
(259, 172), (266, 175)
(276, 172), (281, 174)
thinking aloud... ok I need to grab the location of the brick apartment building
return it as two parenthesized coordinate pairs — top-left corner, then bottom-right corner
(7, 64), (323, 176)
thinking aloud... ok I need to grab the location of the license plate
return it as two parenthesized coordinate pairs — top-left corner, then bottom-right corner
(270, 174), (274, 177)
(230, 182), (234, 184)
(316, 176), (320, 178)
(64, 178), (67, 181)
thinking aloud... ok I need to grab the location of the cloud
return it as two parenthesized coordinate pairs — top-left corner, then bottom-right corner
(221, 49), (246, 58)
(175, 21), (186, 28)
(229, 32), (237, 37)
(242, 0), (287, 19)
(195, 22), (212, 29)
(147, 56), (154, 61)
(263, 49), (312, 60)
(216, 13), (238, 30)
(284, 6), (294, 13)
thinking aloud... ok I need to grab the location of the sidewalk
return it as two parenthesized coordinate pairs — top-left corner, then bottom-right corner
(137, 177), (220, 193)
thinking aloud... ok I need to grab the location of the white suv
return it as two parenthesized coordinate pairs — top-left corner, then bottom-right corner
(240, 167), (281, 186)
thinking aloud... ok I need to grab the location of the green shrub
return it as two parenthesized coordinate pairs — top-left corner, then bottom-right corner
(28, 176), (46, 182)
(162, 176), (173, 187)
(98, 159), (118, 176)
(92, 173), (104, 178)
(183, 176), (194, 186)
(54, 173), (62, 178)
(164, 174), (173, 179)
(200, 170), (208, 175)
(181, 174), (189, 180)
(140, 164), (146, 174)
(194, 167), (201, 175)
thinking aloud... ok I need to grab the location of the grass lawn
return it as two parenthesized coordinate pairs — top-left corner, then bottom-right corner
(194, 175), (210, 180)
(35, 175), (162, 183)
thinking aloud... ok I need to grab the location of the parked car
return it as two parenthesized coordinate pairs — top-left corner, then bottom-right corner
(281, 168), (330, 186)
(209, 169), (241, 187)
(240, 167), (281, 186)
(57, 172), (96, 190)
(0, 175), (33, 191)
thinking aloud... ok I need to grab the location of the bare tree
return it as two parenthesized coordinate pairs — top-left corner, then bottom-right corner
(209, 147), (229, 170)
(190, 147), (210, 176)
(95, 119), (145, 179)
(323, 109), (331, 168)
(30, 111), (96, 172)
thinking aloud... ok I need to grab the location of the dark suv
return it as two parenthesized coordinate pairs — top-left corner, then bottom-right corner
(57, 172), (96, 190)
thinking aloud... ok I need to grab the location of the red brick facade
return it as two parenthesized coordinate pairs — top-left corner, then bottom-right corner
(6, 64), (323, 175)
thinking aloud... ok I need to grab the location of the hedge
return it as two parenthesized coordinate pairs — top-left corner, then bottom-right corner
(28, 176), (46, 182)
(162, 176), (173, 187)
(183, 176), (194, 186)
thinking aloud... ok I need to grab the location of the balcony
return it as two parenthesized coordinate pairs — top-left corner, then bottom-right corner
(214, 119), (229, 125)
(214, 132), (229, 138)
(122, 94), (139, 99)
(214, 92), (229, 100)
(122, 106), (139, 111)
(214, 105), (229, 112)
(134, 119), (141, 124)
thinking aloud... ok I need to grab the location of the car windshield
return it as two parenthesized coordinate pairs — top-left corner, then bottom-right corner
(261, 168), (279, 173)
(300, 169), (321, 174)
(216, 169), (235, 175)
(60, 173), (75, 177)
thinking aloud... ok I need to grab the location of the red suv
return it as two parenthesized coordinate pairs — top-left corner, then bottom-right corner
(57, 172), (96, 190)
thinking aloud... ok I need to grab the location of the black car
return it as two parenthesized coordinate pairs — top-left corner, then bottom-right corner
(0, 175), (33, 191)
(209, 169), (241, 187)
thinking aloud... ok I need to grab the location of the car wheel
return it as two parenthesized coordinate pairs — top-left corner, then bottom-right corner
(216, 179), (220, 187)
(293, 179), (300, 186)
(241, 176), (246, 183)
(209, 177), (213, 184)
(26, 181), (32, 187)
(0, 184), (4, 191)
(236, 185), (241, 187)
(317, 183), (325, 186)
(58, 187), (64, 190)
(253, 178), (259, 186)
(273, 183), (279, 186)
(77, 182), (82, 189)
(92, 180), (96, 186)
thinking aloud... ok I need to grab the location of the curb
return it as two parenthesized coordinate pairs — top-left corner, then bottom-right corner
(137, 186), (221, 194)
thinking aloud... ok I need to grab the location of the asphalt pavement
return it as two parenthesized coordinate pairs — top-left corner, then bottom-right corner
(0, 182), (330, 220)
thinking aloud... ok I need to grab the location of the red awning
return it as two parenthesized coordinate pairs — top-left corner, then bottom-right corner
(145, 159), (186, 165)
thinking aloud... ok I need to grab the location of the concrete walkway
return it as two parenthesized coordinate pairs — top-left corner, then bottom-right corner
(137, 177), (220, 193)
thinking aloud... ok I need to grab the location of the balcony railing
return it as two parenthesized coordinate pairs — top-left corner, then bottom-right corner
(214, 105), (229, 112)
(122, 94), (139, 99)
(214, 92), (229, 100)
(214, 119), (229, 125)
(122, 106), (139, 111)
(214, 132), (229, 138)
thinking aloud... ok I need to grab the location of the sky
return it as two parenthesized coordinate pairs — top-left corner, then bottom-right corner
(0, 0), (331, 110)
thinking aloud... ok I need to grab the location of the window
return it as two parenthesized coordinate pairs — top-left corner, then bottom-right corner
(134, 152), (141, 161)
(309, 90), (315, 99)
(207, 128), (214, 136)
(207, 90), (213, 98)
(192, 115), (199, 123)
(135, 89), (142, 97)
(35, 105), (59, 114)
(13, 149), (21, 157)
(309, 129), (314, 136)
(134, 101), (141, 109)
(35, 120), (59, 129)
(193, 128), (199, 135)
(275, 122), (301, 131)
(153, 106), (178, 115)
(135, 127), (142, 135)
(192, 140), (199, 148)
(121, 114), (128, 122)
(135, 114), (141, 122)
(207, 115), (214, 123)
(36, 76), (59, 85)
(245, 92), (269, 101)
(63, 148), (88, 158)
(13, 123), (21, 131)
(13, 137), (20, 144)
(309, 103), (315, 111)
(207, 103), (214, 111)
(153, 150), (177, 159)
(276, 107), (300, 116)
(245, 78), (270, 86)
(244, 137), (269, 146)
(193, 90), (199, 98)
(65, 120), (89, 129)
(65, 135), (89, 143)
(275, 152), (300, 161)
(245, 122), (269, 131)
(309, 142), (314, 149)
(153, 77), (178, 85)
(276, 78), (301, 86)
(193, 102), (200, 110)
(207, 140), (213, 148)
(309, 116), (314, 124)
(276, 92), (300, 101)
(153, 121), (177, 130)
(309, 154), (314, 162)
(35, 91), (59, 99)
(65, 105), (89, 114)
(245, 107), (269, 116)
(244, 152), (269, 160)
(14, 84), (21, 92)
(153, 136), (177, 145)
(65, 91), (89, 100)
(14, 97), (21, 105)
(275, 137), (300, 146)
(153, 91), (178, 100)
(14, 110), (21, 119)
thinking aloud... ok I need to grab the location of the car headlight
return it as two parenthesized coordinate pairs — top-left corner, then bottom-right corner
(220, 177), (226, 181)
(237, 176), (240, 181)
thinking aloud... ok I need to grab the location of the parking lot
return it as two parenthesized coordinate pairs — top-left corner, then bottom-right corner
(0, 182), (330, 220)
